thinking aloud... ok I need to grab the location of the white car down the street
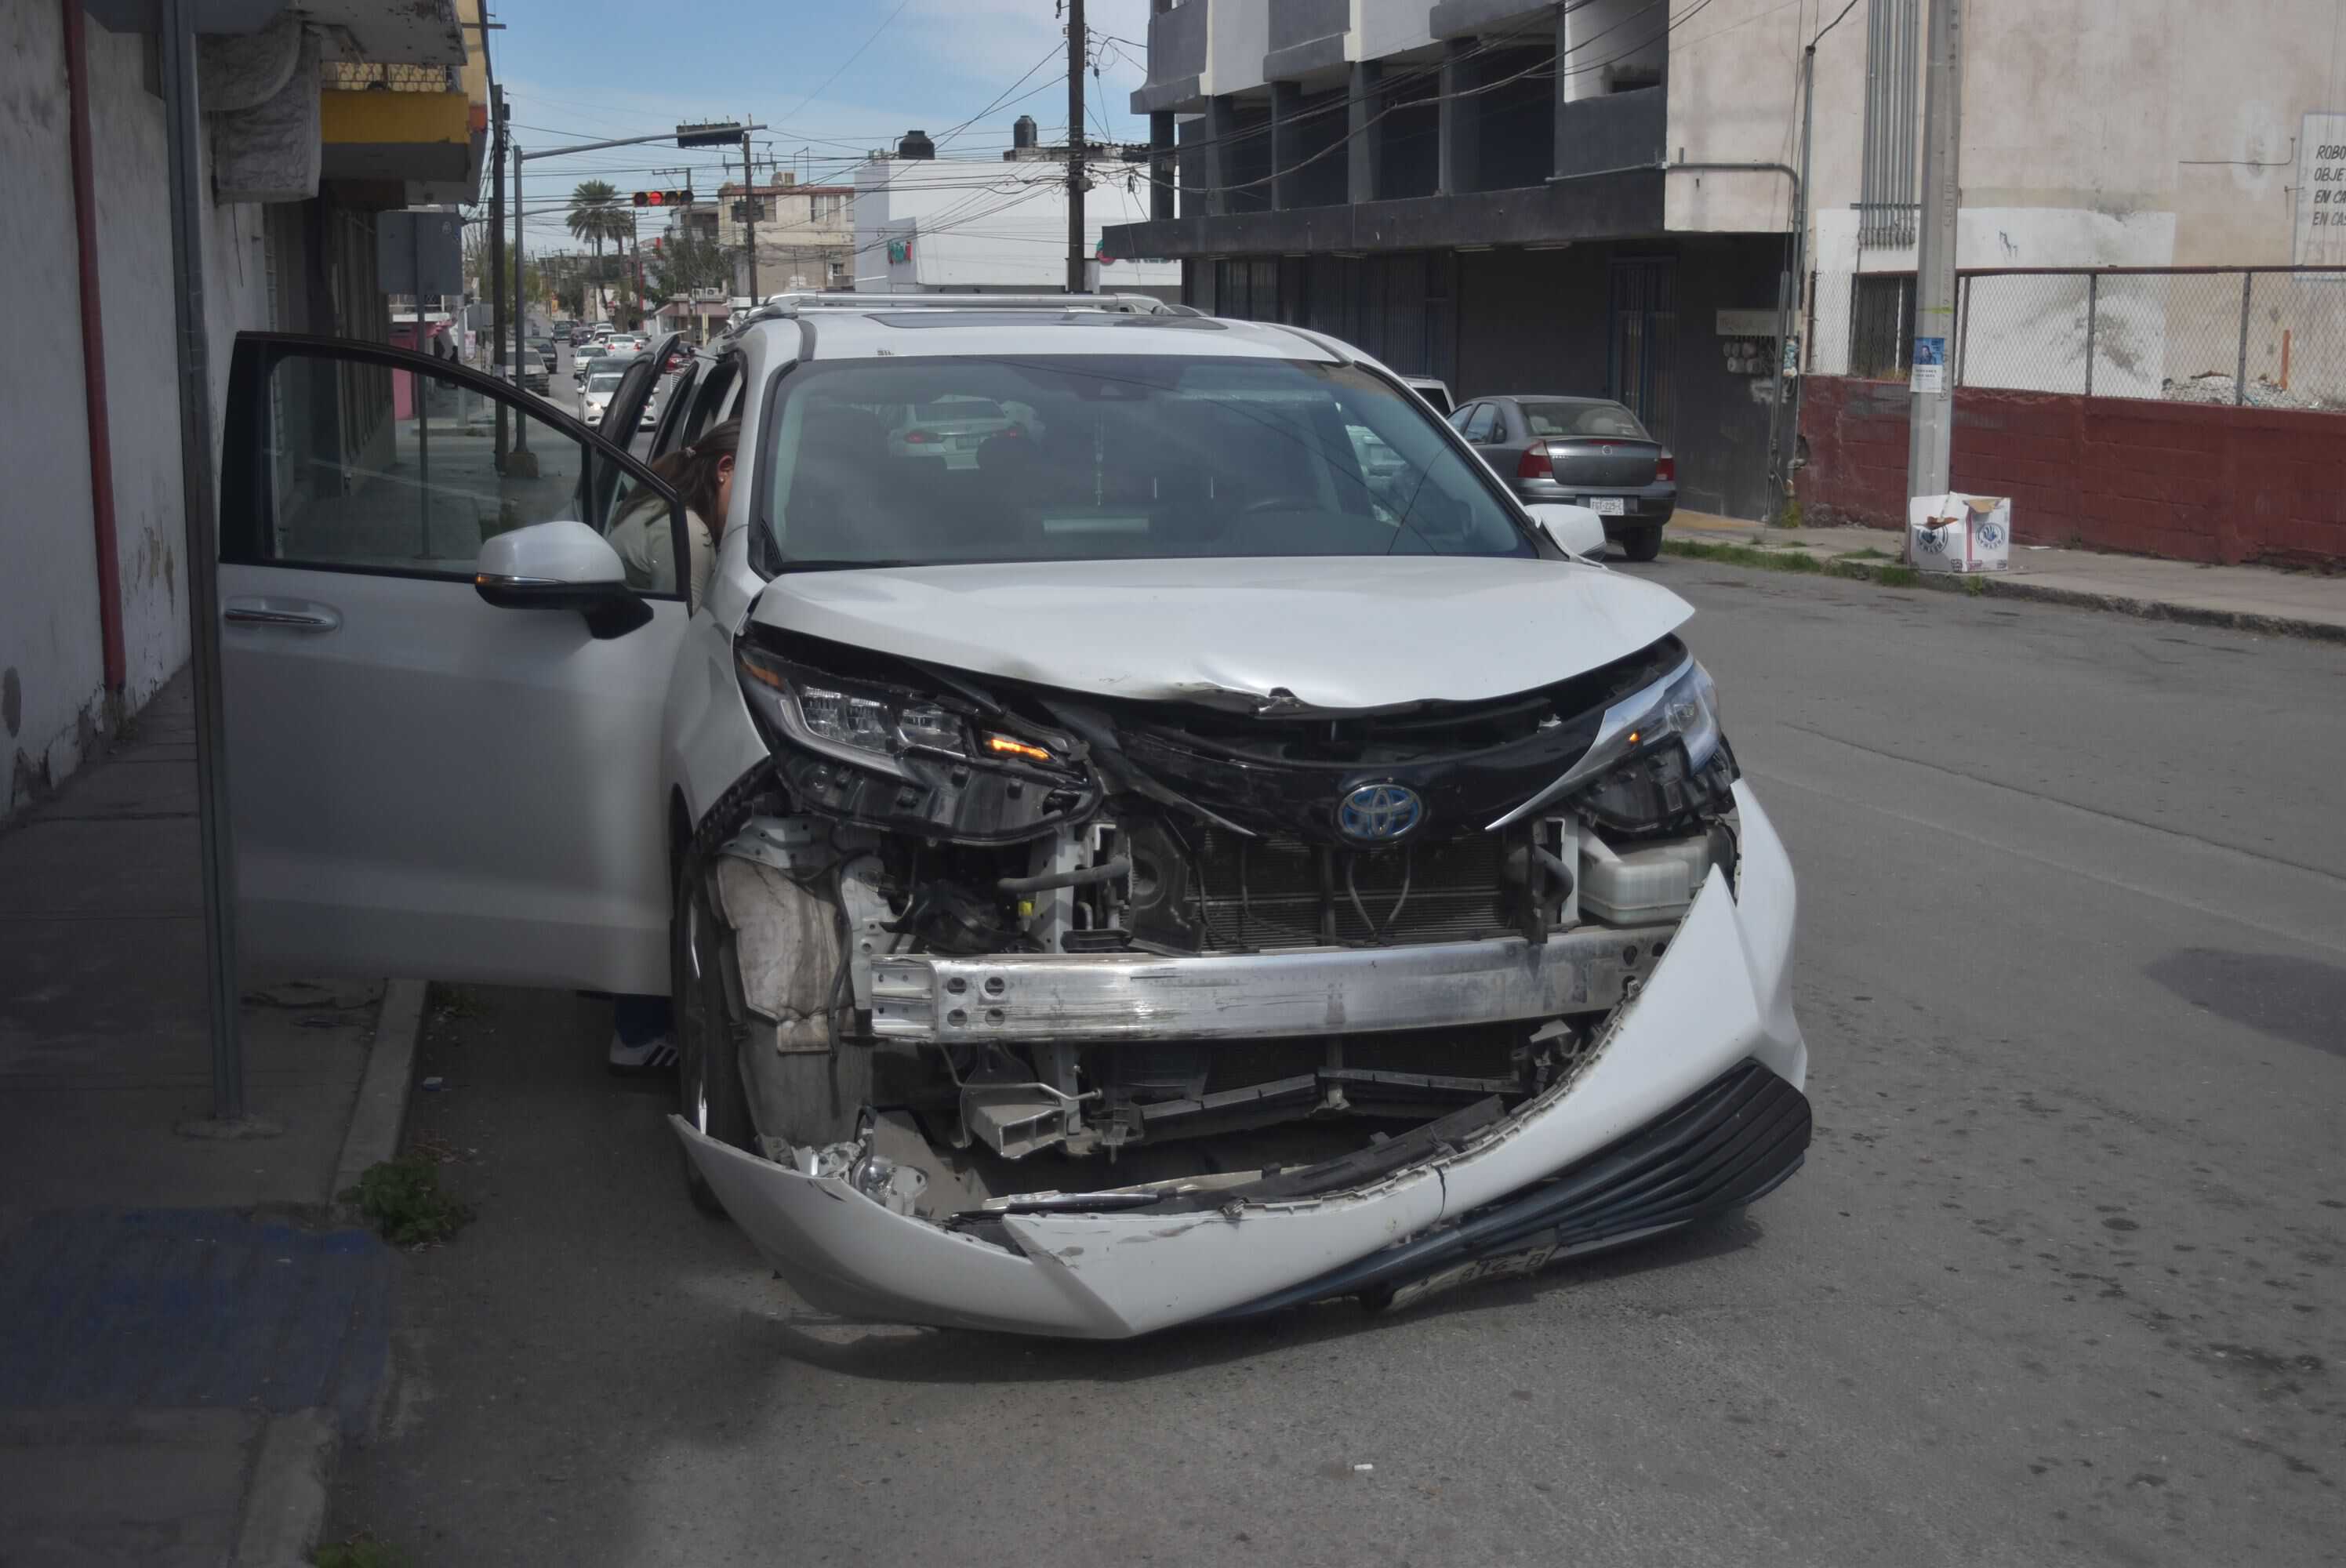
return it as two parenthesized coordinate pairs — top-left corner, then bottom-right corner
(216, 296), (1807, 1339)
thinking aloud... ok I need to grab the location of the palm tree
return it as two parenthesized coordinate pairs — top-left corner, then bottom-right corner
(566, 180), (621, 318)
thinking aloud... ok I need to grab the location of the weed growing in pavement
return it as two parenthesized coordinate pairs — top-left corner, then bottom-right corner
(342, 1152), (474, 1247)
(314, 1534), (409, 1568)
(430, 983), (486, 1022)
(1665, 537), (1930, 592)
(1663, 540), (1823, 572)
(1836, 546), (1893, 560)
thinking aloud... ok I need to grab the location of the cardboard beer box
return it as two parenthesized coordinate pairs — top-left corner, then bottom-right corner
(1908, 493), (2012, 573)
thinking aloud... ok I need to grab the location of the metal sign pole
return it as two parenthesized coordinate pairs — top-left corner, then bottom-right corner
(158, 0), (249, 1127)
(413, 220), (431, 557)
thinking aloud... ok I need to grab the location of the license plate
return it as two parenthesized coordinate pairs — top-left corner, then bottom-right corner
(1588, 497), (1627, 516)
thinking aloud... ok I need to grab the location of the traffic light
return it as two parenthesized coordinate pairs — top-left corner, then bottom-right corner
(632, 189), (692, 208)
(675, 121), (743, 149)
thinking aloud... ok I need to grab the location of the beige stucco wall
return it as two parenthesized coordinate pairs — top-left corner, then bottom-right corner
(1669, 0), (2346, 266)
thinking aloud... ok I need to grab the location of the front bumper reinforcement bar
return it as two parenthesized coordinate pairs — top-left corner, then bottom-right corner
(868, 923), (1675, 1045)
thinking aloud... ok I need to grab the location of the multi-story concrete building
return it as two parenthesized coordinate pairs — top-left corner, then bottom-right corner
(714, 175), (858, 295)
(1105, 0), (2346, 541)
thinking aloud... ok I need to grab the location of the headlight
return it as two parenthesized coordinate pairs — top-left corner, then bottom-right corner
(1487, 655), (1735, 832)
(736, 644), (1062, 781)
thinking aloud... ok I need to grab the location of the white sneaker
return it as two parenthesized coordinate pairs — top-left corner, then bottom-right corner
(608, 1030), (678, 1073)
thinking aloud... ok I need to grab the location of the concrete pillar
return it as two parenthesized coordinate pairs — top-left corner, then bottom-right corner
(1206, 95), (1239, 218)
(1150, 111), (1175, 221)
(1551, 5), (1571, 179)
(1348, 60), (1382, 206)
(1269, 81), (1302, 211)
(1437, 38), (1479, 197)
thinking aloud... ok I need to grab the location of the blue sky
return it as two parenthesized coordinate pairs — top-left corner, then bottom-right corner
(487, 0), (1154, 251)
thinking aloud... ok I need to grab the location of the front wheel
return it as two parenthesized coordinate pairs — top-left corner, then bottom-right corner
(674, 847), (754, 1216)
(1621, 523), (1665, 563)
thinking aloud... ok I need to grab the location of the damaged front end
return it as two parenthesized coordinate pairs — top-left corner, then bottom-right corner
(676, 624), (1809, 1337)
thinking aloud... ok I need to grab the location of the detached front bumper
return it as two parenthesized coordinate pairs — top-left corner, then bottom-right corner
(674, 781), (1809, 1338)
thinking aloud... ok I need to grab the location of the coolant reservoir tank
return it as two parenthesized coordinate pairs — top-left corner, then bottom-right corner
(1577, 829), (1712, 926)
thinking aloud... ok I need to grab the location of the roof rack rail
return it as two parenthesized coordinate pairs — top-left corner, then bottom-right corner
(756, 292), (1193, 318)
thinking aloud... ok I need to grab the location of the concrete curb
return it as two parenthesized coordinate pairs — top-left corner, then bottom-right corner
(221, 981), (423, 1567)
(332, 978), (428, 1205)
(229, 1409), (340, 1568)
(1661, 539), (2346, 643)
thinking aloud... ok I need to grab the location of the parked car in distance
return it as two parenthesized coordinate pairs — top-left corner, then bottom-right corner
(502, 350), (550, 394)
(1403, 376), (1455, 418)
(888, 395), (1015, 467)
(1451, 395), (1675, 561)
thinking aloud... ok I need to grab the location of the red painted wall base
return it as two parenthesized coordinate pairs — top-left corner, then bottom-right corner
(1796, 377), (2346, 568)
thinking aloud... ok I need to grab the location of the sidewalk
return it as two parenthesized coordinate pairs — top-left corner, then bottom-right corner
(1666, 513), (2346, 641)
(0, 673), (422, 1567)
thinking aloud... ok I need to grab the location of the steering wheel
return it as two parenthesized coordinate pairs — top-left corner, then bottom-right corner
(1240, 494), (1319, 514)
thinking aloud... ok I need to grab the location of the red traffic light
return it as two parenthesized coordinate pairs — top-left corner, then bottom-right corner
(630, 189), (692, 208)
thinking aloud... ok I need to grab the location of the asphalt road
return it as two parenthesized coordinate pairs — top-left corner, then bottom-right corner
(327, 561), (2346, 1567)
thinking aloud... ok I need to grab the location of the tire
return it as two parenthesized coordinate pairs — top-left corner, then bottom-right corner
(674, 848), (754, 1216)
(674, 851), (871, 1217)
(1622, 523), (1665, 563)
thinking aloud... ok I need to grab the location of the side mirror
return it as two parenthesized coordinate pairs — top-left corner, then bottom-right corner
(1524, 502), (1610, 563)
(474, 520), (651, 638)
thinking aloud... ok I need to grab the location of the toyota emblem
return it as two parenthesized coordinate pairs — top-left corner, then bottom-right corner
(1336, 783), (1425, 842)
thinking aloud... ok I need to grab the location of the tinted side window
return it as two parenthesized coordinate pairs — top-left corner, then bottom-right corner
(248, 350), (594, 578)
(231, 345), (683, 598)
(684, 355), (742, 447)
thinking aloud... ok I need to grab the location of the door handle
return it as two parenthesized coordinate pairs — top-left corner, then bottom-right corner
(223, 598), (342, 633)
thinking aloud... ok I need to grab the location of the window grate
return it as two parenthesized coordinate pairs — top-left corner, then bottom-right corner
(1849, 274), (1916, 379)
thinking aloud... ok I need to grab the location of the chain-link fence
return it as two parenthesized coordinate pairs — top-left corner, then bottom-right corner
(1808, 266), (2346, 411)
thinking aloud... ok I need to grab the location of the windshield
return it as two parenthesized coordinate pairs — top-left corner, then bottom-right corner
(587, 372), (624, 394)
(761, 355), (1534, 567)
(1520, 401), (1648, 439)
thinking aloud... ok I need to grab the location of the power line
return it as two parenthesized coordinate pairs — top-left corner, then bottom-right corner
(935, 42), (1065, 151)
(773, 0), (914, 131)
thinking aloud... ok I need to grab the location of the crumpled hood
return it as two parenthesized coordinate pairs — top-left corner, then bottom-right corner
(748, 556), (1693, 710)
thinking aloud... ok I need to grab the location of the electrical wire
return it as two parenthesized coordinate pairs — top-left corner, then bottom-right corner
(934, 42), (1066, 151)
(773, 0), (915, 132)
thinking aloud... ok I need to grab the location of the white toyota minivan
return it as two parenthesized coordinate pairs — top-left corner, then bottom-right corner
(220, 295), (1808, 1338)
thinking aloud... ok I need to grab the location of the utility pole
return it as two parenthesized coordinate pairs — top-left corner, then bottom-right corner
(510, 133), (532, 468)
(1905, 0), (1964, 548)
(158, 0), (250, 1127)
(490, 87), (509, 463)
(1066, 0), (1087, 293)
(743, 131), (761, 303)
